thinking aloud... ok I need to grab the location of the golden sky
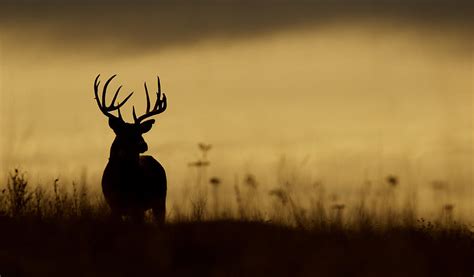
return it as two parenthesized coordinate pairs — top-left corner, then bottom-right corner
(0, 2), (472, 215)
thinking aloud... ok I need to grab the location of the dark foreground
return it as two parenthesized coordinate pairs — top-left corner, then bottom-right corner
(0, 219), (473, 277)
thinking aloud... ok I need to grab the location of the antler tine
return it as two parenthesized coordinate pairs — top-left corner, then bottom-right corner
(110, 85), (122, 107)
(115, 91), (134, 110)
(94, 74), (102, 109)
(153, 76), (161, 110)
(102, 75), (116, 110)
(133, 106), (138, 123)
(134, 76), (167, 124)
(144, 82), (151, 113)
(157, 94), (167, 112)
(158, 76), (161, 91)
(94, 74), (133, 119)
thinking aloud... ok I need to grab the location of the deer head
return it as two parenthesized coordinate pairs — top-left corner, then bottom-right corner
(94, 74), (167, 158)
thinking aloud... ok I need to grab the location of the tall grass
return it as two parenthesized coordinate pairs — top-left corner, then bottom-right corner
(1, 162), (472, 276)
(0, 169), (109, 221)
(0, 166), (471, 236)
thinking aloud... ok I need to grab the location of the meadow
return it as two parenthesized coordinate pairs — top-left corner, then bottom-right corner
(0, 1), (472, 275)
(0, 161), (473, 276)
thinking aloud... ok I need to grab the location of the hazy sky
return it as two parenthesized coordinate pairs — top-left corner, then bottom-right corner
(1, 1), (472, 54)
(0, 1), (472, 207)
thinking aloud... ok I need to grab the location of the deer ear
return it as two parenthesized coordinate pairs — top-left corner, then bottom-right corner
(108, 117), (123, 134)
(140, 119), (155, 134)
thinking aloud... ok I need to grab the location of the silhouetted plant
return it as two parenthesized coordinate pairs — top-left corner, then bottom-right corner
(442, 203), (455, 225)
(234, 183), (246, 219)
(188, 160), (211, 168)
(50, 178), (76, 218)
(78, 182), (92, 218)
(232, 174), (262, 220)
(353, 200), (374, 231)
(386, 175), (399, 187)
(191, 194), (207, 221)
(331, 203), (346, 227)
(33, 186), (45, 218)
(72, 182), (80, 217)
(209, 177), (221, 187)
(6, 169), (32, 217)
(288, 197), (308, 228)
(0, 187), (7, 217)
(209, 177), (221, 217)
(308, 182), (329, 229)
(171, 203), (188, 222)
(269, 188), (291, 224)
(244, 174), (258, 189)
(198, 143), (212, 157)
(431, 180), (447, 191)
(189, 143), (212, 187)
(269, 188), (288, 205)
(187, 142), (214, 219)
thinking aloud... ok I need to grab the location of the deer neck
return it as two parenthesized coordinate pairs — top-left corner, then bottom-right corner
(108, 138), (140, 167)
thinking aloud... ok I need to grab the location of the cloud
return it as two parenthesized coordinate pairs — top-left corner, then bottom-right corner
(0, 1), (472, 56)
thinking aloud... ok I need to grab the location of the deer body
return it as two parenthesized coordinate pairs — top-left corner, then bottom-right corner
(103, 155), (167, 222)
(94, 74), (168, 224)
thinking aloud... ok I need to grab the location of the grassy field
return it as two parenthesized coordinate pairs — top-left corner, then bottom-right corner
(0, 169), (473, 276)
(1, 218), (473, 276)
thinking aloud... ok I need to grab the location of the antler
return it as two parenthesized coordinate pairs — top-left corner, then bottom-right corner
(132, 76), (167, 124)
(94, 74), (133, 120)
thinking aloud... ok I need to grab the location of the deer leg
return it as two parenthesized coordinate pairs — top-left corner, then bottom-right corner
(109, 209), (123, 222)
(130, 209), (145, 224)
(152, 198), (166, 226)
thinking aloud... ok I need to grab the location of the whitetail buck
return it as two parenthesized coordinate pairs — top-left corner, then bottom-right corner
(94, 74), (167, 224)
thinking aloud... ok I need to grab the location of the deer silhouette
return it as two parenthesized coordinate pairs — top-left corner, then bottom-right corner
(94, 74), (167, 224)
